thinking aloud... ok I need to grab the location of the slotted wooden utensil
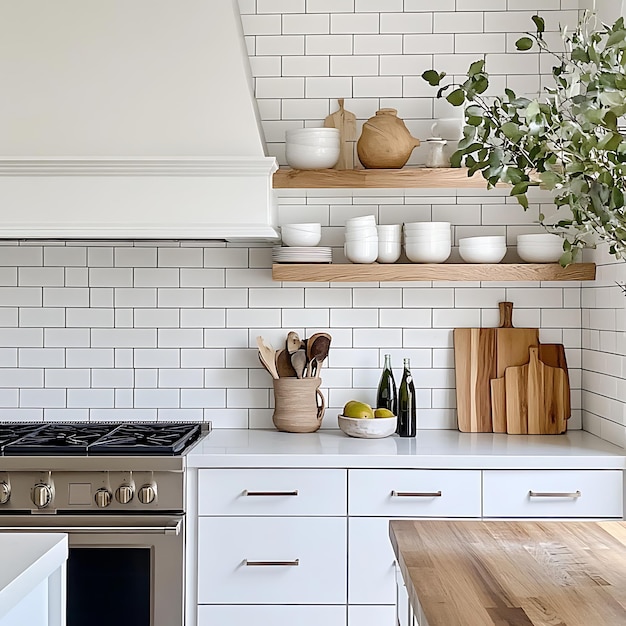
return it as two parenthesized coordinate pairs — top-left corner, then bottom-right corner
(256, 336), (279, 380)
(290, 348), (307, 379)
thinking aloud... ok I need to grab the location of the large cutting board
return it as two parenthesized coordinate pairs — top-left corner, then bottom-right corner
(455, 302), (537, 433)
(453, 327), (496, 432)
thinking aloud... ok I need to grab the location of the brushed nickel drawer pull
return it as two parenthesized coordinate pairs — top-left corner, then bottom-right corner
(528, 490), (582, 498)
(243, 490), (299, 497)
(391, 491), (442, 498)
(244, 559), (300, 567)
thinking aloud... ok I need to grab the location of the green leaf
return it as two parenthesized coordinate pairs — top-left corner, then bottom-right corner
(436, 85), (452, 98)
(446, 88), (466, 106)
(607, 29), (626, 47)
(511, 181), (531, 195)
(599, 132), (623, 152)
(457, 126), (477, 150)
(450, 151), (464, 168)
(612, 186), (624, 209)
(571, 48), (590, 62)
(500, 121), (525, 143)
(532, 15), (545, 34)
(422, 70), (444, 86)
(472, 76), (489, 94)
(468, 60), (485, 76)
(513, 194), (529, 210)
(539, 171), (560, 190)
(516, 37), (534, 51)
(559, 251), (573, 267)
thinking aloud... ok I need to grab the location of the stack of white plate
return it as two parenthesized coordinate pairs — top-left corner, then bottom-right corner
(272, 246), (333, 263)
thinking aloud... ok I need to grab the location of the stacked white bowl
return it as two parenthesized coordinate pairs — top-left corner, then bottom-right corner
(517, 233), (564, 263)
(280, 223), (322, 247)
(345, 215), (378, 263)
(459, 235), (506, 263)
(404, 222), (452, 263)
(285, 128), (340, 170)
(377, 224), (402, 263)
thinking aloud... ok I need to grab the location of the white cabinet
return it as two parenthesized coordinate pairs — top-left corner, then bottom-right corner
(483, 469), (624, 518)
(348, 605), (397, 626)
(349, 469), (482, 518)
(196, 468), (348, 626)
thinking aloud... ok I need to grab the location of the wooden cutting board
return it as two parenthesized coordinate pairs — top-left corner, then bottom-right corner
(455, 302), (537, 433)
(491, 302), (539, 433)
(453, 327), (496, 432)
(538, 343), (571, 419)
(505, 346), (568, 435)
(324, 98), (357, 170)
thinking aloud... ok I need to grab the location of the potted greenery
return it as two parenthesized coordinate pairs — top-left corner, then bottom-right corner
(423, 10), (626, 266)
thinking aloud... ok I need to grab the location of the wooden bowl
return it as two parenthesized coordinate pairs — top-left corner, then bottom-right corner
(338, 414), (397, 439)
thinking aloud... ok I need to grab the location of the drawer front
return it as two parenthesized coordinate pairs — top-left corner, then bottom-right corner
(483, 470), (624, 518)
(348, 605), (396, 626)
(198, 468), (347, 516)
(348, 469), (482, 517)
(348, 517), (396, 605)
(197, 517), (347, 604)
(198, 605), (346, 626)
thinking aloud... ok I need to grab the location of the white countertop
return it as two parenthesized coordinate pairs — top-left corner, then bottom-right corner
(0, 533), (68, 621)
(187, 429), (626, 470)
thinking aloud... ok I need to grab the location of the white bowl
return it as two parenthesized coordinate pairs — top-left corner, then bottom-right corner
(346, 215), (377, 227)
(377, 240), (401, 263)
(405, 240), (451, 263)
(517, 244), (564, 263)
(281, 222), (321, 233)
(405, 233), (451, 242)
(338, 414), (397, 439)
(286, 144), (340, 170)
(377, 224), (402, 237)
(459, 236), (506, 248)
(287, 136), (342, 148)
(459, 245), (506, 263)
(345, 240), (378, 263)
(345, 231), (378, 242)
(287, 128), (340, 137)
(281, 225), (322, 247)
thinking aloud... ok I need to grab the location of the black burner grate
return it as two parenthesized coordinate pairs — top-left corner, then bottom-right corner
(0, 422), (203, 456)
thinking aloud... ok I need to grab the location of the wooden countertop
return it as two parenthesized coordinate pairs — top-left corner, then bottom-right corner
(390, 520), (626, 626)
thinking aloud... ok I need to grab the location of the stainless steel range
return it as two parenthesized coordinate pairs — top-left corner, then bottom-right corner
(0, 421), (210, 626)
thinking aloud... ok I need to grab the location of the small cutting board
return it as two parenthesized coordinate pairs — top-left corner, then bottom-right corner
(324, 98), (357, 170)
(505, 346), (568, 435)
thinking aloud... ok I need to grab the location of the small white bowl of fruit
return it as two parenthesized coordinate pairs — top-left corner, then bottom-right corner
(338, 401), (397, 439)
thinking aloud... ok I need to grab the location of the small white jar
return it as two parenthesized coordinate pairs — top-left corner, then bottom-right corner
(425, 137), (450, 168)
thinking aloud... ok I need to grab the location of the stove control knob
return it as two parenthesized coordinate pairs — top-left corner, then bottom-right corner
(95, 488), (112, 508)
(138, 484), (156, 505)
(32, 484), (53, 509)
(0, 482), (10, 505)
(116, 485), (134, 504)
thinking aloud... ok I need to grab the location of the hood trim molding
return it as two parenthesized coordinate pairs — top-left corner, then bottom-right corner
(0, 157), (280, 241)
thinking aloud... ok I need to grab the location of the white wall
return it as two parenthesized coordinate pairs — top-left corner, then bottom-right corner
(1, 0), (624, 446)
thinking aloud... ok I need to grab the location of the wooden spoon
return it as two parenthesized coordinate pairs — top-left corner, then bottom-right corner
(286, 331), (303, 355)
(256, 336), (279, 380)
(307, 333), (331, 377)
(276, 348), (297, 378)
(290, 347), (307, 379)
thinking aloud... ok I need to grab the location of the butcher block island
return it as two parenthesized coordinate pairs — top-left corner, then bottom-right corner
(390, 520), (626, 626)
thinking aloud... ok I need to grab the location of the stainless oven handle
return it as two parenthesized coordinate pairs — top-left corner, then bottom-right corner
(0, 520), (182, 536)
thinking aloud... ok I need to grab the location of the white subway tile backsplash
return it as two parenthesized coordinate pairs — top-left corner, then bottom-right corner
(330, 55), (379, 76)
(114, 248), (157, 268)
(354, 328), (403, 348)
(18, 267), (64, 287)
(0, 368), (44, 388)
(305, 34), (354, 55)
(354, 34), (403, 54)
(18, 349), (65, 368)
(283, 55), (330, 76)
(158, 329), (203, 348)
(241, 14), (282, 35)
(0, 267), (16, 286)
(180, 388), (226, 409)
(158, 288), (203, 308)
(0, 247), (42, 267)
(0, 328), (43, 348)
(20, 389), (66, 408)
(1, 287), (42, 307)
(434, 12), (484, 33)
(92, 329), (156, 348)
(19, 308), (65, 328)
(331, 13), (379, 34)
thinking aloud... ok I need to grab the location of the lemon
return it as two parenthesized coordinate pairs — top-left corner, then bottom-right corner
(374, 408), (395, 418)
(343, 400), (374, 419)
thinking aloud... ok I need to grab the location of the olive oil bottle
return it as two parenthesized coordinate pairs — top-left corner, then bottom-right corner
(397, 358), (416, 437)
(376, 354), (397, 415)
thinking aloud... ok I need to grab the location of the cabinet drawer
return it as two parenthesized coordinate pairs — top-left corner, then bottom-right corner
(348, 469), (482, 517)
(198, 605), (346, 626)
(348, 517), (396, 605)
(198, 468), (347, 516)
(197, 517), (347, 604)
(483, 470), (623, 518)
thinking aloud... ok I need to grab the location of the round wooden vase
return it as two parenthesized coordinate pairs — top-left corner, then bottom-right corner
(272, 377), (326, 433)
(357, 108), (421, 169)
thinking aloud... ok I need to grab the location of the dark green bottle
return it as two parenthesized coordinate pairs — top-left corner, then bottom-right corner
(376, 354), (397, 415)
(397, 358), (416, 437)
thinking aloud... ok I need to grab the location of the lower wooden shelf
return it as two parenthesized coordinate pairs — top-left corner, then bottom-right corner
(272, 263), (597, 282)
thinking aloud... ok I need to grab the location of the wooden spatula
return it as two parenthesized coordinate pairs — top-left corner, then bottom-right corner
(276, 348), (297, 378)
(256, 336), (279, 380)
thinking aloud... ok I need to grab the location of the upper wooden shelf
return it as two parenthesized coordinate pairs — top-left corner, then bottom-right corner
(272, 166), (497, 189)
(272, 263), (596, 282)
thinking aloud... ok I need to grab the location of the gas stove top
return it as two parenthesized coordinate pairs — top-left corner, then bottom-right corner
(0, 422), (206, 456)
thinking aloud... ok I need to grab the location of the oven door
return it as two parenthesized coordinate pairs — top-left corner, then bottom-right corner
(0, 515), (184, 626)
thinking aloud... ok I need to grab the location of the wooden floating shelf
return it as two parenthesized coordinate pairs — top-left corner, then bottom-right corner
(272, 263), (597, 283)
(272, 166), (502, 189)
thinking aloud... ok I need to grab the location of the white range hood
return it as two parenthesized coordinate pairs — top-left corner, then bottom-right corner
(0, 0), (278, 240)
